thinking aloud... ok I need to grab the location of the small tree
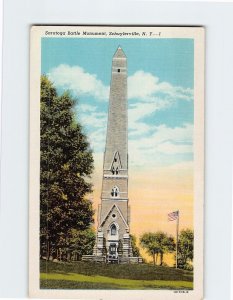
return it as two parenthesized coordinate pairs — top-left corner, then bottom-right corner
(160, 234), (175, 266)
(140, 233), (160, 266)
(177, 229), (194, 270)
(130, 234), (141, 257)
(140, 231), (175, 266)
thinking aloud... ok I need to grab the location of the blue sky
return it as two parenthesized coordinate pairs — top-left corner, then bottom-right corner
(41, 37), (194, 168)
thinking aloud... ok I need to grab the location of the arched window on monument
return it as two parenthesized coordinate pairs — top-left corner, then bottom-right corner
(111, 186), (119, 197)
(111, 151), (121, 175)
(111, 224), (117, 235)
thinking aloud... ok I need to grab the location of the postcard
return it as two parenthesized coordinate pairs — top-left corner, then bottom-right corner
(29, 25), (204, 299)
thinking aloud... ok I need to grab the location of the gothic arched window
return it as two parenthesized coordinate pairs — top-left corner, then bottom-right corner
(111, 151), (121, 175)
(111, 186), (119, 197)
(111, 224), (117, 235)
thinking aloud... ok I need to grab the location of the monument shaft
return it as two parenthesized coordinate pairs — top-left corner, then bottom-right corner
(94, 47), (132, 260)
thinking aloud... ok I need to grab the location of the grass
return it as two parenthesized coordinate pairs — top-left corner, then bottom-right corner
(40, 260), (193, 290)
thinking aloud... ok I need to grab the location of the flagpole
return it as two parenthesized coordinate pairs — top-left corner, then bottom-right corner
(176, 210), (179, 269)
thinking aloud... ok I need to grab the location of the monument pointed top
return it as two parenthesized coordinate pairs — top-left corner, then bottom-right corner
(113, 46), (126, 58)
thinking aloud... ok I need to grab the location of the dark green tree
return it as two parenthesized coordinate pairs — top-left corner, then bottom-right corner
(40, 75), (94, 260)
(68, 228), (96, 261)
(130, 234), (141, 257)
(177, 229), (194, 270)
(159, 234), (175, 266)
(140, 232), (160, 266)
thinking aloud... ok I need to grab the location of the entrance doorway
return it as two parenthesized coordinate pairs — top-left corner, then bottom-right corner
(108, 243), (118, 263)
(109, 243), (117, 257)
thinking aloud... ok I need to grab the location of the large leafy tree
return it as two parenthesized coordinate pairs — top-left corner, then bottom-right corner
(40, 75), (94, 260)
(140, 232), (175, 266)
(177, 229), (194, 270)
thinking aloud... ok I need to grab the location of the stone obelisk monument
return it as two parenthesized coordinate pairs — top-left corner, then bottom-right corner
(93, 47), (134, 262)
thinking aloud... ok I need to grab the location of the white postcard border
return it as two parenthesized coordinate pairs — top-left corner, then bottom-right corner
(29, 25), (204, 300)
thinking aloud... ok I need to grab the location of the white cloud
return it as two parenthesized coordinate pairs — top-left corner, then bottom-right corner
(79, 111), (107, 129)
(128, 124), (193, 167)
(77, 109), (107, 153)
(48, 65), (193, 105)
(79, 106), (193, 162)
(156, 142), (193, 155)
(127, 71), (193, 139)
(128, 71), (160, 100)
(128, 100), (171, 136)
(79, 104), (97, 112)
(48, 64), (109, 101)
(128, 70), (193, 102)
(88, 127), (106, 153)
(151, 123), (193, 145)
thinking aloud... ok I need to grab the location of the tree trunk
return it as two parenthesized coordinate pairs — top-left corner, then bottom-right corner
(67, 251), (71, 261)
(160, 252), (163, 266)
(155, 253), (158, 265)
(153, 250), (156, 266)
(46, 239), (50, 261)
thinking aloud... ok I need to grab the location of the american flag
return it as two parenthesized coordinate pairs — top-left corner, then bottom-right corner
(168, 210), (179, 221)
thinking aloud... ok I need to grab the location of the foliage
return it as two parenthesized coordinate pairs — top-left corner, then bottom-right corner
(40, 260), (193, 290)
(140, 232), (175, 266)
(177, 229), (194, 270)
(68, 228), (96, 260)
(40, 273), (193, 290)
(130, 234), (141, 257)
(40, 75), (94, 260)
(140, 233), (159, 266)
(40, 260), (193, 282)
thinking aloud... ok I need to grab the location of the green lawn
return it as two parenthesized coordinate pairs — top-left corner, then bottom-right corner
(40, 260), (193, 290)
